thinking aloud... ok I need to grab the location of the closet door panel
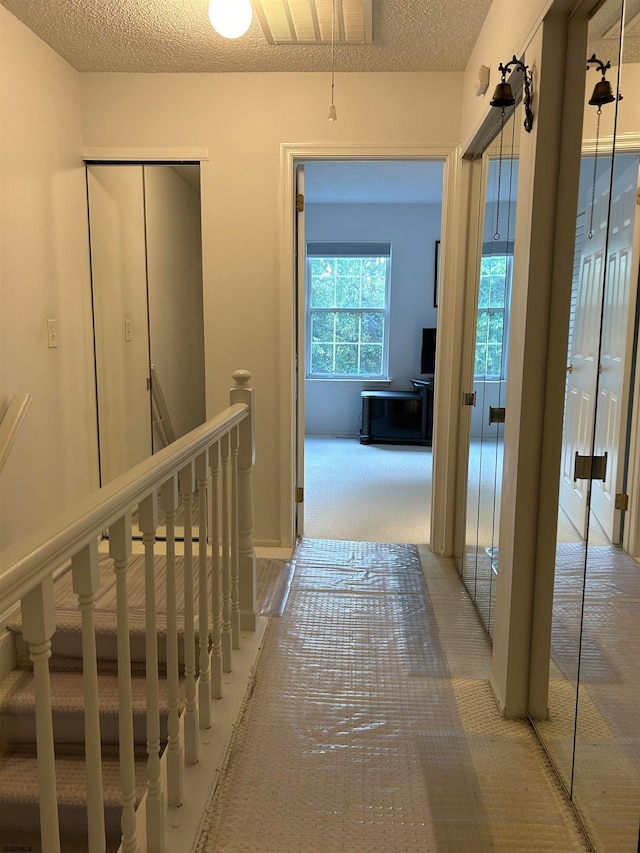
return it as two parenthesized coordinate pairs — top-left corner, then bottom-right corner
(87, 165), (152, 484)
(144, 166), (205, 445)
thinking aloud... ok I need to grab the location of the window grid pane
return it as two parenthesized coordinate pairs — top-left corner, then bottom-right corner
(308, 254), (389, 378)
(475, 253), (511, 380)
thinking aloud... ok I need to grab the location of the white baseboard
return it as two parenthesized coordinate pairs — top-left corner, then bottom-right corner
(304, 431), (359, 439)
(255, 545), (294, 560)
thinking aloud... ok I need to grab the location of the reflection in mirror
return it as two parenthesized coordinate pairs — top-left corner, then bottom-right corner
(463, 108), (519, 638)
(88, 163), (205, 485)
(534, 0), (640, 848)
(573, 151), (640, 849)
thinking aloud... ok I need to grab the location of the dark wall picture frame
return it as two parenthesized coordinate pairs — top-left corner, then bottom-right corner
(434, 240), (441, 308)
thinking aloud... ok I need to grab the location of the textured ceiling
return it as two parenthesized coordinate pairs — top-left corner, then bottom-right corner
(588, 0), (640, 64)
(0, 0), (493, 73)
(4, 0), (637, 73)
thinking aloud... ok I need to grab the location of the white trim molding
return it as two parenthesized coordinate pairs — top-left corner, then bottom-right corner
(82, 147), (210, 161)
(278, 143), (466, 553)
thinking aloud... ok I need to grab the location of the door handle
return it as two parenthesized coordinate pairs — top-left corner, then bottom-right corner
(574, 451), (607, 482)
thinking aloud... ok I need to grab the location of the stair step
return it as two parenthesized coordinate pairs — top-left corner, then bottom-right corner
(7, 552), (209, 668)
(0, 743), (147, 852)
(9, 614), (198, 671)
(0, 669), (177, 746)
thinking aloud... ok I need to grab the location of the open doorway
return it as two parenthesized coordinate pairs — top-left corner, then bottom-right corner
(297, 159), (445, 544)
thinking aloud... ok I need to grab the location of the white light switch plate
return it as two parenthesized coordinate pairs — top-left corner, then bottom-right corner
(47, 318), (58, 348)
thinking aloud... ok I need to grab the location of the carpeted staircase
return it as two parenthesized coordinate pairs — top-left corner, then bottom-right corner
(0, 552), (292, 852)
(0, 552), (185, 853)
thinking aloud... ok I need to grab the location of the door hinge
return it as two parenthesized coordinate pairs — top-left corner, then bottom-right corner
(295, 486), (304, 503)
(615, 492), (629, 511)
(488, 406), (506, 424)
(146, 377), (152, 391)
(296, 193), (305, 212)
(462, 391), (477, 407)
(573, 451), (607, 482)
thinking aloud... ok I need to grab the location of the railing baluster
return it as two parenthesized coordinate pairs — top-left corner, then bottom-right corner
(220, 433), (232, 673)
(195, 451), (212, 724)
(230, 425), (241, 650)
(179, 463), (199, 763)
(231, 370), (257, 631)
(209, 443), (223, 699)
(161, 477), (183, 808)
(71, 542), (106, 853)
(0, 369), (258, 852)
(109, 514), (140, 853)
(21, 576), (60, 853)
(138, 494), (165, 853)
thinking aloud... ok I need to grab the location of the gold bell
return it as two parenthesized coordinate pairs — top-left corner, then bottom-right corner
(490, 81), (515, 109)
(589, 79), (615, 107)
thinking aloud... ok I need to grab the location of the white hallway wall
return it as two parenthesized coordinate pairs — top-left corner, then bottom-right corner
(79, 71), (463, 545)
(305, 201), (442, 437)
(0, 9), (99, 549)
(0, 0), (560, 548)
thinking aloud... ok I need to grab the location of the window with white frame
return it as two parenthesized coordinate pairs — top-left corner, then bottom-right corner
(306, 242), (391, 379)
(474, 247), (513, 380)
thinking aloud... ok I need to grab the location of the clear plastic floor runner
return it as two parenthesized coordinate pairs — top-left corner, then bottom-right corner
(197, 539), (587, 852)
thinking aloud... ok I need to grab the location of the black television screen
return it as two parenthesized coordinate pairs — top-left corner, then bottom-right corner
(421, 328), (436, 375)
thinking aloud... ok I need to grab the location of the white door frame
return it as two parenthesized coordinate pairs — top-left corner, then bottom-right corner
(278, 143), (468, 550)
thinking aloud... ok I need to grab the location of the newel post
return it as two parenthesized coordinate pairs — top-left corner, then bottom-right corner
(230, 369), (257, 631)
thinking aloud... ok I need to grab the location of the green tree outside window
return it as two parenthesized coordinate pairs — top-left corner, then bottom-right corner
(474, 254), (512, 380)
(308, 254), (390, 378)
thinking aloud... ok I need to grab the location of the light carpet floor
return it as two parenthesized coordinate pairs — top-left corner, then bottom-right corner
(302, 437), (602, 548)
(303, 437), (431, 544)
(195, 539), (588, 853)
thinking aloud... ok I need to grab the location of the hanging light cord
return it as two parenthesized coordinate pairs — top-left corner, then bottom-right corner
(588, 106), (602, 240)
(330, 0), (336, 108)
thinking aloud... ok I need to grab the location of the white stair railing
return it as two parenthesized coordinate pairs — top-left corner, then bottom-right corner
(150, 364), (176, 448)
(0, 392), (32, 475)
(0, 370), (256, 853)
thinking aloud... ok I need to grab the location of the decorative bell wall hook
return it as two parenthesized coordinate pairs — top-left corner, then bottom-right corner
(585, 54), (620, 240)
(586, 54), (619, 108)
(489, 55), (534, 133)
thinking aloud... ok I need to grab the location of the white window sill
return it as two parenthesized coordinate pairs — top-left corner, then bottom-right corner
(306, 377), (392, 384)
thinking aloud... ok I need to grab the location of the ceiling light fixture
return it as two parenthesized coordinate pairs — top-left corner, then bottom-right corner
(327, 0), (338, 121)
(208, 0), (253, 39)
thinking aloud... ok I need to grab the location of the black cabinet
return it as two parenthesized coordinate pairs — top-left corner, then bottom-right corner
(360, 379), (433, 446)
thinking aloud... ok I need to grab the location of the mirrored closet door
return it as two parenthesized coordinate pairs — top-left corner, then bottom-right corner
(534, 1), (640, 847)
(462, 109), (520, 638)
(87, 164), (206, 485)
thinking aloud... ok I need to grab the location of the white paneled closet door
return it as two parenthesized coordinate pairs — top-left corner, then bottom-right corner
(87, 165), (152, 485)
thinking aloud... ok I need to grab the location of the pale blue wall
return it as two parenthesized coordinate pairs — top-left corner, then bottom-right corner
(305, 202), (441, 436)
